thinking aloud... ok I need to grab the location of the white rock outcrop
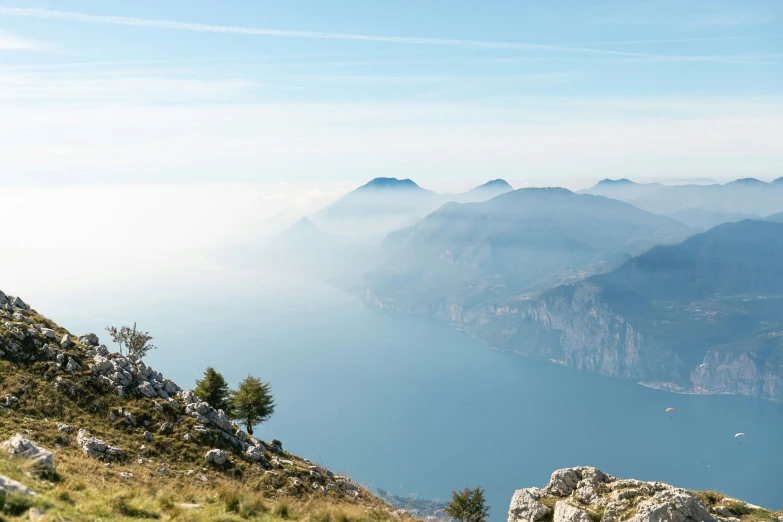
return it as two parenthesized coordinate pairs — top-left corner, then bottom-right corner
(1, 434), (54, 472)
(76, 429), (123, 461)
(205, 449), (227, 465)
(507, 467), (752, 522)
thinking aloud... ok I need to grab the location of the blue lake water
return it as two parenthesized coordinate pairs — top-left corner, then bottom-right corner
(40, 269), (783, 518)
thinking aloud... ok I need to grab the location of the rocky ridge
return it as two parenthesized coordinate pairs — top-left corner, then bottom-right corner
(508, 466), (781, 522)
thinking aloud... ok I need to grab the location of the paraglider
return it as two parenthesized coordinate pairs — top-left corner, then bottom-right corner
(666, 407), (677, 418)
(735, 432), (745, 444)
(699, 363), (708, 368)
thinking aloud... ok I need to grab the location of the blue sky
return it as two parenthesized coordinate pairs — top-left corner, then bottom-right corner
(1, 0), (782, 191)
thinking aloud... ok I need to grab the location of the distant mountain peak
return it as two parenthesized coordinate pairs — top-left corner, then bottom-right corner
(726, 177), (768, 186)
(472, 179), (512, 191)
(595, 178), (636, 186)
(357, 178), (421, 191)
(771, 176), (783, 185)
(289, 216), (318, 231)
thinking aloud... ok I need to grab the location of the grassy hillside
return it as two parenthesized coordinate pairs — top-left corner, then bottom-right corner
(0, 293), (408, 522)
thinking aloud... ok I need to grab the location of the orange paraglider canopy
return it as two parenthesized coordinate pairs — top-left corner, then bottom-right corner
(665, 407), (677, 413)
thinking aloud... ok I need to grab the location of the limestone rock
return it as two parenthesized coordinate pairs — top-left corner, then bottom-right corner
(1, 434), (54, 472)
(0, 473), (37, 496)
(65, 357), (81, 372)
(60, 334), (72, 348)
(508, 488), (550, 522)
(205, 449), (227, 465)
(554, 502), (592, 522)
(508, 467), (722, 522)
(76, 429), (123, 460)
(79, 333), (99, 346)
(11, 296), (28, 310)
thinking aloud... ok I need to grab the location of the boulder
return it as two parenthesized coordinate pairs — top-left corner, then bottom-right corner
(245, 446), (266, 462)
(545, 468), (581, 497)
(553, 502), (592, 522)
(205, 449), (227, 465)
(79, 333), (99, 346)
(10, 296), (27, 310)
(60, 334), (72, 348)
(65, 357), (81, 372)
(1, 434), (54, 472)
(41, 328), (56, 339)
(0, 473), (37, 496)
(508, 488), (550, 522)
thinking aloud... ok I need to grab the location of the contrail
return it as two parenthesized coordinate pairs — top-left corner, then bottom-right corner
(0, 6), (748, 61)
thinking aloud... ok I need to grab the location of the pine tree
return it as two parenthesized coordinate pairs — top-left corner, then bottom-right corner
(445, 487), (490, 522)
(194, 367), (231, 413)
(228, 375), (275, 436)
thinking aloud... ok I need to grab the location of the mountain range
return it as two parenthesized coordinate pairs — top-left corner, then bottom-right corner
(582, 177), (783, 218)
(362, 187), (693, 310)
(258, 175), (783, 403)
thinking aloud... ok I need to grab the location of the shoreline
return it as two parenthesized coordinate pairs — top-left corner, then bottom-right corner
(637, 381), (737, 396)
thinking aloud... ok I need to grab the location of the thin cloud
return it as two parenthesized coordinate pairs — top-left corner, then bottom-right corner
(0, 6), (773, 65)
(579, 35), (783, 46)
(0, 30), (40, 50)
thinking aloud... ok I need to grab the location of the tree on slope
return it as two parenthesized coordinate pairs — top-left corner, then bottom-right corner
(105, 322), (156, 359)
(445, 487), (490, 522)
(194, 367), (231, 413)
(229, 375), (275, 436)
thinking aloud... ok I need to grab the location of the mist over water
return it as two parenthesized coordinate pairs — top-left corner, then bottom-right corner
(31, 266), (783, 520)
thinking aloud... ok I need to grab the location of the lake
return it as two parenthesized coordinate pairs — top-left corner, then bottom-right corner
(34, 268), (783, 519)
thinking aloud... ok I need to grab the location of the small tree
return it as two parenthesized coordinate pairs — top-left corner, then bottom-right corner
(229, 375), (275, 436)
(445, 487), (490, 522)
(105, 322), (156, 359)
(194, 367), (231, 412)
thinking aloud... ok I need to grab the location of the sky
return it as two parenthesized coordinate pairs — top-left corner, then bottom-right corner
(0, 1), (782, 296)
(1, 0), (781, 192)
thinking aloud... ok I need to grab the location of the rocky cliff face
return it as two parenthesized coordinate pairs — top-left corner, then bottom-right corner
(361, 280), (783, 403)
(362, 282), (688, 383)
(509, 466), (781, 522)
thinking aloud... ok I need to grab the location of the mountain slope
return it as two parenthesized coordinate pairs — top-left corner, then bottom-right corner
(362, 188), (693, 310)
(462, 221), (783, 400)
(768, 211), (783, 223)
(0, 290), (403, 521)
(664, 207), (761, 229)
(311, 178), (443, 240)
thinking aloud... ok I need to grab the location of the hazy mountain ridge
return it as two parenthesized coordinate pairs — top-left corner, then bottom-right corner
(310, 177), (513, 241)
(360, 218), (783, 402)
(362, 187), (693, 311)
(582, 177), (783, 217)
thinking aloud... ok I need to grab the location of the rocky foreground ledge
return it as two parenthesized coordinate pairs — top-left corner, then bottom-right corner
(508, 467), (781, 522)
